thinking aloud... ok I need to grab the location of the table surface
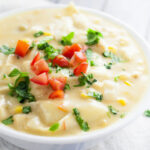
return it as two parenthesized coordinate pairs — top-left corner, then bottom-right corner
(0, 0), (150, 150)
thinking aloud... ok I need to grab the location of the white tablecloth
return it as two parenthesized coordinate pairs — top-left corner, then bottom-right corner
(0, 0), (150, 150)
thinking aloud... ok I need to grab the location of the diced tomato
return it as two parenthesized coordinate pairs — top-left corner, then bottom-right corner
(31, 53), (40, 66)
(30, 72), (49, 85)
(49, 77), (67, 90)
(62, 44), (81, 59)
(32, 59), (49, 75)
(74, 62), (88, 76)
(15, 40), (30, 57)
(53, 55), (69, 67)
(70, 52), (87, 67)
(49, 90), (64, 99)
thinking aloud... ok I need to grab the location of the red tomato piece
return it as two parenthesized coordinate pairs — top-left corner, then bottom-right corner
(15, 40), (30, 57)
(49, 77), (67, 90)
(30, 72), (49, 85)
(49, 90), (64, 99)
(62, 44), (81, 59)
(31, 52), (40, 66)
(70, 52), (87, 67)
(74, 62), (88, 76)
(32, 59), (49, 75)
(53, 55), (69, 67)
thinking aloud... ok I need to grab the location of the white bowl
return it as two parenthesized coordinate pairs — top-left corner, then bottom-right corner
(0, 4), (150, 150)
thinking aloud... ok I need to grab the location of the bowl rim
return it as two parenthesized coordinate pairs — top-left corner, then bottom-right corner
(0, 3), (150, 145)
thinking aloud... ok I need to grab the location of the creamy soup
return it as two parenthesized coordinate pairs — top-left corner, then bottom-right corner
(0, 4), (149, 136)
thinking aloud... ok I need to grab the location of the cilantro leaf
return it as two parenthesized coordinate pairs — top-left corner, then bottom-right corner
(104, 62), (112, 69)
(74, 73), (97, 87)
(29, 42), (36, 50)
(144, 110), (150, 117)
(114, 76), (120, 82)
(87, 91), (103, 101)
(0, 45), (15, 55)
(60, 32), (74, 46)
(73, 108), (89, 131)
(64, 83), (71, 90)
(85, 48), (92, 60)
(108, 105), (118, 115)
(55, 65), (62, 73)
(2, 116), (14, 125)
(34, 31), (44, 37)
(8, 68), (21, 77)
(85, 29), (103, 46)
(8, 70), (35, 103)
(49, 123), (60, 131)
(22, 106), (32, 114)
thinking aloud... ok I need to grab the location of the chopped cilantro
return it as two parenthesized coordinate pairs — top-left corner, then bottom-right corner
(85, 48), (92, 60)
(64, 83), (71, 90)
(74, 73), (97, 87)
(8, 68), (21, 77)
(114, 76), (120, 82)
(3, 74), (7, 79)
(104, 62), (112, 69)
(85, 28), (103, 46)
(108, 105), (118, 115)
(29, 42), (36, 50)
(73, 108), (89, 131)
(60, 32), (74, 46)
(34, 31), (44, 37)
(37, 42), (49, 50)
(144, 110), (150, 117)
(87, 91), (103, 101)
(8, 70), (35, 103)
(2, 116), (14, 125)
(44, 45), (60, 60)
(56, 65), (62, 73)
(120, 113), (126, 118)
(90, 60), (96, 66)
(103, 51), (121, 63)
(22, 106), (32, 114)
(49, 123), (60, 131)
(0, 45), (15, 55)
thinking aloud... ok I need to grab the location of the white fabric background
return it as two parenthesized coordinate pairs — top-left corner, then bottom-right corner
(0, 0), (150, 150)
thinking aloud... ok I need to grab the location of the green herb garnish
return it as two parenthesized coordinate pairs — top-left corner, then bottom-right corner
(85, 28), (103, 46)
(3, 74), (7, 79)
(144, 110), (150, 117)
(73, 108), (89, 131)
(22, 106), (32, 114)
(56, 65), (62, 73)
(0, 45), (15, 55)
(108, 105), (118, 115)
(60, 32), (74, 46)
(64, 83), (71, 90)
(87, 91), (103, 101)
(120, 113), (126, 118)
(90, 60), (96, 66)
(8, 69), (35, 103)
(34, 31), (44, 37)
(85, 48), (95, 66)
(8, 68), (21, 77)
(49, 123), (60, 131)
(74, 73), (97, 87)
(29, 42), (36, 50)
(104, 62), (112, 69)
(114, 76), (120, 82)
(2, 116), (14, 125)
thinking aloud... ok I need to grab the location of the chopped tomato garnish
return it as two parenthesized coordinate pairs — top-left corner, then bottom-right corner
(15, 40), (30, 57)
(53, 55), (69, 67)
(31, 52), (40, 66)
(49, 77), (67, 90)
(32, 59), (49, 75)
(70, 52), (87, 67)
(62, 44), (81, 59)
(49, 90), (64, 99)
(30, 72), (49, 85)
(74, 62), (88, 76)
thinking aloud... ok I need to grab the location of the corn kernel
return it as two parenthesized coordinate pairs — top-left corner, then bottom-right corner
(22, 39), (29, 43)
(15, 106), (23, 113)
(117, 99), (126, 106)
(44, 32), (51, 36)
(80, 93), (90, 98)
(108, 46), (117, 54)
(124, 81), (132, 86)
